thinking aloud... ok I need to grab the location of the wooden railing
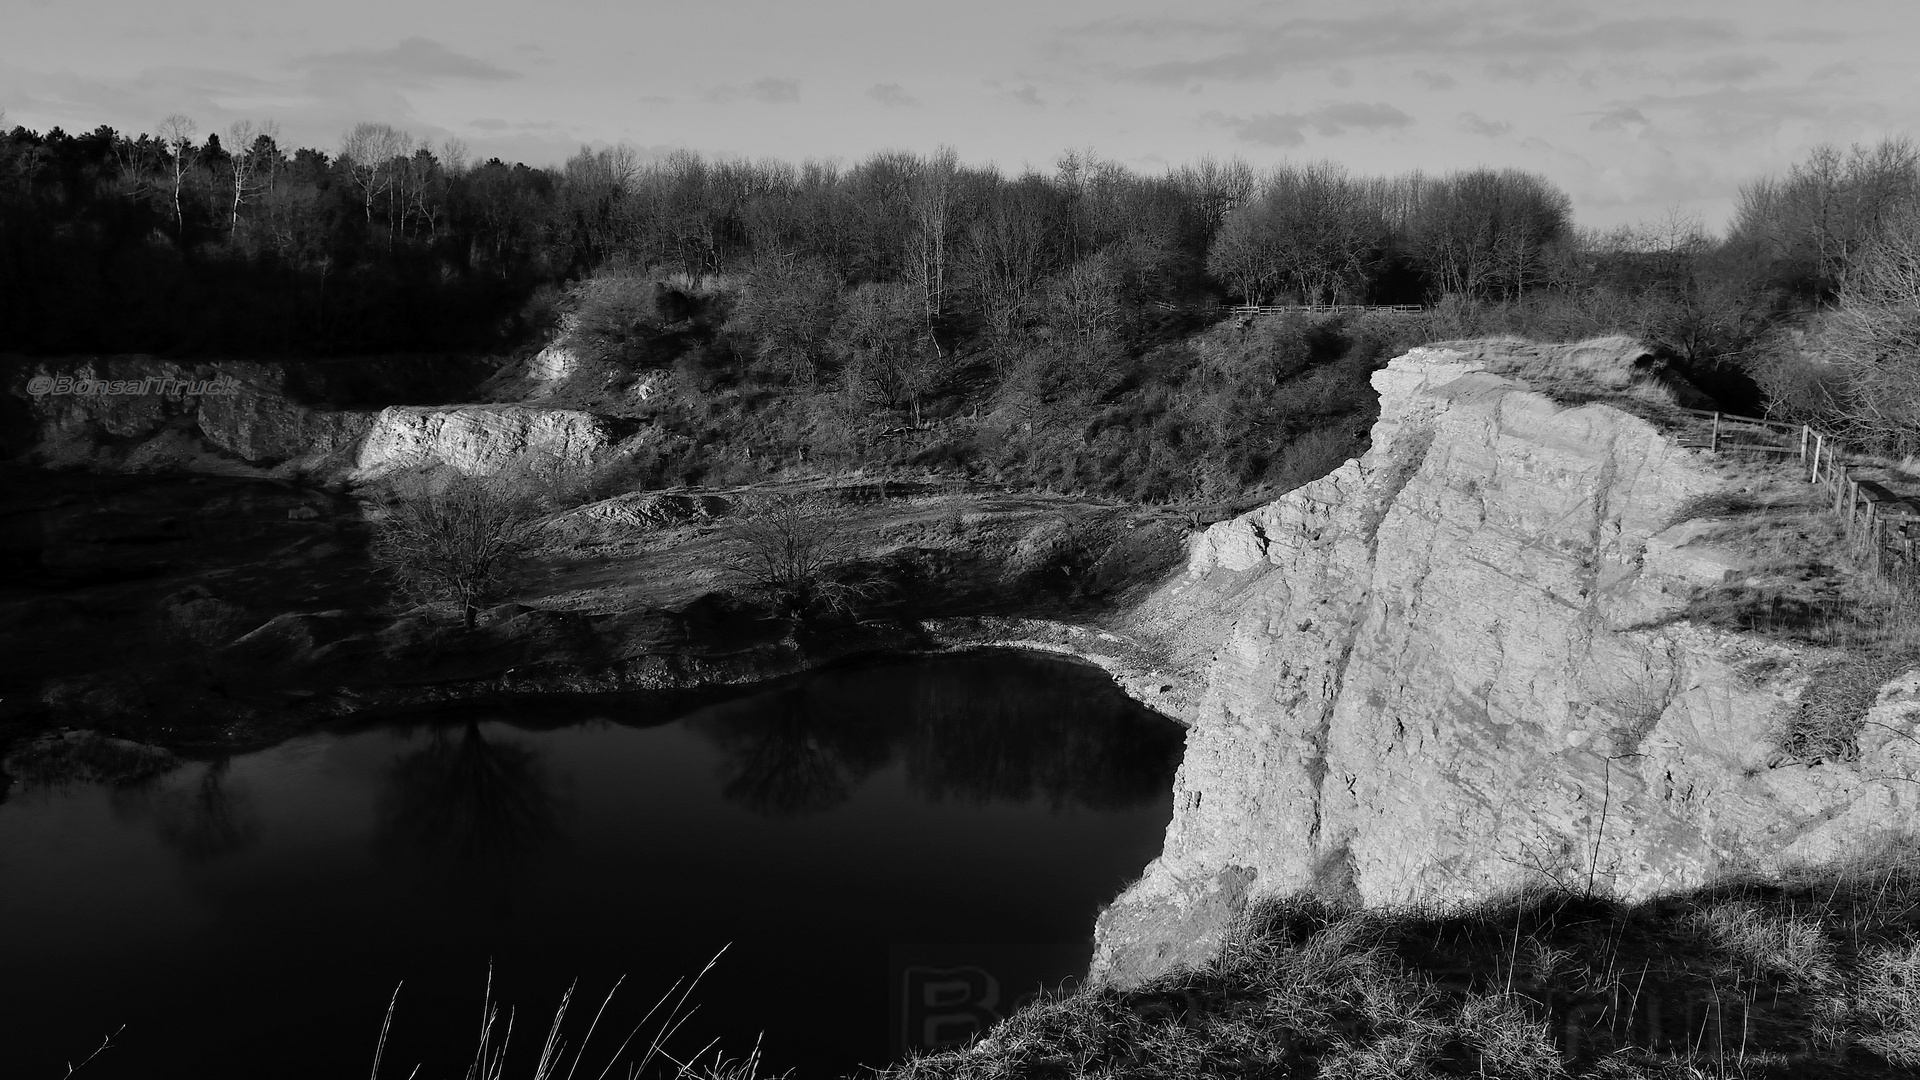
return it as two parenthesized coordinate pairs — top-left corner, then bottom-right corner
(1678, 408), (1919, 574)
(1228, 304), (1427, 316)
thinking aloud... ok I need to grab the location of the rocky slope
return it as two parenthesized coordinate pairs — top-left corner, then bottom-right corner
(1092, 343), (1920, 985)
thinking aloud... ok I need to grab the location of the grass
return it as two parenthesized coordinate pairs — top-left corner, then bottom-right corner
(1635, 454), (1920, 764)
(366, 947), (789, 1080)
(876, 849), (1920, 1079)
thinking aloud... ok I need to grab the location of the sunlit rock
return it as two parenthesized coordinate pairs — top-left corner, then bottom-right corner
(1094, 341), (1920, 986)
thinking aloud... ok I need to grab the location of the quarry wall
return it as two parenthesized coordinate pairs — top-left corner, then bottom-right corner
(1093, 346), (1920, 985)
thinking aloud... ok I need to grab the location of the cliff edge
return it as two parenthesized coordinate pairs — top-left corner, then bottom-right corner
(1094, 342), (1920, 985)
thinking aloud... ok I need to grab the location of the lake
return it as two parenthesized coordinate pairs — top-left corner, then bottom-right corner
(0, 650), (1183, 1079)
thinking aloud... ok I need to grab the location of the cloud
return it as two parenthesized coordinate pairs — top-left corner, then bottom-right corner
(1484, 59), (1549, 83)
(749, 78), (799, 103)
(866, 83), (919, 107)
(1413, 70), (1456, 90)
(1599, 84), (1892, 149)
(466, 117), (560, 133)
(1206, 100), (1414, 146)
(1013, 84), (1046, 107)
(1329, 67), (1354, 88)
(1073, 12), (1739, 85)
(301, 37), (519, 86)
(1457, 112), (1511, 137)
(1682, 54), (1779, 83)
(707, 78), (800, 105)
(1590, 105), (1649, 132)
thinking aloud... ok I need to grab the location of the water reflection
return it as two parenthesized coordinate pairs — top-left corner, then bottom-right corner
(688, 653), (1184, 818)
(695, 682), (894, 817)
(155, 758), (259, 859)
(109, 757), (260, 861)
(375, 721), (566, 898)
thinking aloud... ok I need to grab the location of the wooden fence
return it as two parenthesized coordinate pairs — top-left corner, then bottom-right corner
(1227, 304), (1427, 316)
(1677, 408), (1920, 574)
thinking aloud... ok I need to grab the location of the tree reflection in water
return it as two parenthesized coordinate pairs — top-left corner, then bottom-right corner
(694, 683), (893, 817)
(375, 721), (565, 901)
(689, 652), (1183, 818)
(111, 757), (261, 860)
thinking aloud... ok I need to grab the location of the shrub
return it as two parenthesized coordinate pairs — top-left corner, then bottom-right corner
(727, 495), (884, 620)
(567, 270), (660, 358)
(367, 473), (548, 629)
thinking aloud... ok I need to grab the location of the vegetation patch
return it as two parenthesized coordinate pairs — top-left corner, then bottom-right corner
(2, 729), (180, 787)
(883, 851), (1920, 1079)
(1780, 650), (1920, 763)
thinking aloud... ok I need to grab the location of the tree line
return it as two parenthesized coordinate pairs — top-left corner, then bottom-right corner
(0, 116), (556, 353)
(5, 112), (1917, 457)
(1, 114), (1595, 356)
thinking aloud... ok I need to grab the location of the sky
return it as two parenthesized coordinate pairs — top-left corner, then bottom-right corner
(4, 0), (1918, 230)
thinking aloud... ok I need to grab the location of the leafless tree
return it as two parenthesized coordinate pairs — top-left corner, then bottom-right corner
(1825, 210), (1920, 452)
(1406, 168), (1572, 300)
(368, 474), (546, 629)
(729, 495), (879, 619)
(223, 119), (278, 233)
(440, 137), (471, 178)
(1207, 162), (1387, 305)
(157, 113), (198, 237)
(339, 122), (415, 231)
(911, 146), (961, 342)
(836, 281), (947, 425)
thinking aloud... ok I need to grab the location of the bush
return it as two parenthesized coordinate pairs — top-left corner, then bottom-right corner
(367, 473), (548, 629)
(566, 270), (660, 358)
(727, 495), (884, 621)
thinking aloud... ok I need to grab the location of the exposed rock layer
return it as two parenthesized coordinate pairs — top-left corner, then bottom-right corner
(1093, 345), (1920, 985)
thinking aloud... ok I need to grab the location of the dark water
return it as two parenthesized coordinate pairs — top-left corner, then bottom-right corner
(0, 651), (1183, 1079)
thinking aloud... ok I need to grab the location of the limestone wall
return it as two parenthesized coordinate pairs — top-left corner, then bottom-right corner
(1093, 345), (1920, 985)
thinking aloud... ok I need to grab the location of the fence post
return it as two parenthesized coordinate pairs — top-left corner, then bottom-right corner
(1709, 412), (1721, 453)
(1800, 425), (1810, 473)
(1811, 433), (1823, 484)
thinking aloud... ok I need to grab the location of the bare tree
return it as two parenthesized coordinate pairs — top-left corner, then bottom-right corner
(339, 122), (415, 232)
(835, 281), (947, 425)
(223, 119), (279, 234)
(440, 137), (471, 178)
(1206, 163), (1386, 305)
(729, 495), (880, 620)
(911, 146), (960, 342)
(157, 113), (198, 238)
(1406, 168), (1572, 300)
(368, 475), (546, 629)
(1825, 209), (1920, 452)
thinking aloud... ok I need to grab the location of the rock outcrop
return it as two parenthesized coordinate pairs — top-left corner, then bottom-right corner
(351, 404), (617, 479)
(1094, 344), (1920, 985)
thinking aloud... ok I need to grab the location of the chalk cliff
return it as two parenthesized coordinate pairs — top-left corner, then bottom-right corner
(351, 404), (616, 479)
(1094, 344), (1920, 985)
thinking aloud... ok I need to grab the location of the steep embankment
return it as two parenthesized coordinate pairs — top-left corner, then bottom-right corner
(1094, 343), (1920, 985)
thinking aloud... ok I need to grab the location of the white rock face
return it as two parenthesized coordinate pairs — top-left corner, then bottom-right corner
(353, 405), (615, 479)
(526, 343), (581, 389)
(1093, 345), (1920, 985)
